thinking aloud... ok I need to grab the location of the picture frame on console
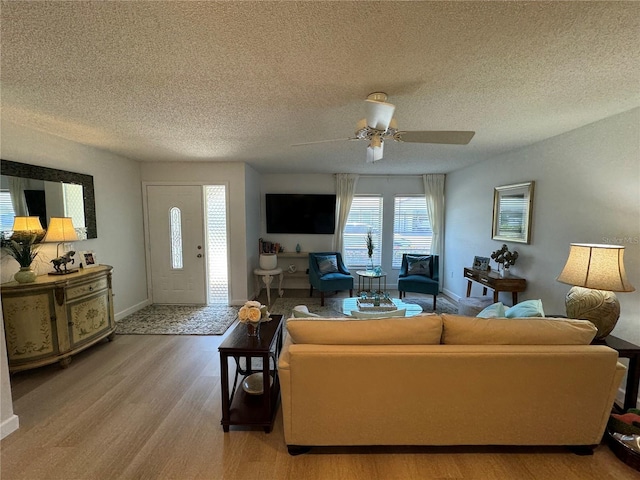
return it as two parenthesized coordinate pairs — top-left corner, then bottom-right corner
(492, 181), (534, 244)
(473, 256), (490, 271)
(80, 250), (98, 268)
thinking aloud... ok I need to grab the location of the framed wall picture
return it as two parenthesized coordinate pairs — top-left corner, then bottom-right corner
(492, 181), (535, 244)
(80, 250), (98, 268)
(473, 256), (490, 271)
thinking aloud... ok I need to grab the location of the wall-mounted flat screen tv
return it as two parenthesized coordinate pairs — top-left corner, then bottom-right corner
(266, 194), (336, 234)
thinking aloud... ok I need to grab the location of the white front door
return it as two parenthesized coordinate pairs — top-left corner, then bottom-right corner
(147, 185), (207, 304)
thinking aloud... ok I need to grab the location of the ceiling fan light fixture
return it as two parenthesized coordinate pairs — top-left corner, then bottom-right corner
(366, 135), (384, 163)
(365, 99), (396, 131)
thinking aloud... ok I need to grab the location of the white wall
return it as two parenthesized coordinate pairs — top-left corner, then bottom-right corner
(445, 108), (640, 345)
(1, 119), (149, 437)
(0, 120), (149, 316)
(139, 161), (251, 304)
(261, 174), (429, 288)
(0, 299), (18, 439)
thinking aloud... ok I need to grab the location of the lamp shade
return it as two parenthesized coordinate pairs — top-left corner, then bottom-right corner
(43, 217), (79, 243)
(12, 216), (43, 232)
(557, 243), (635, 292)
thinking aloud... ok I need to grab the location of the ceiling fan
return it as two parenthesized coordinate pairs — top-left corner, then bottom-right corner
(292, 92), (475, 163)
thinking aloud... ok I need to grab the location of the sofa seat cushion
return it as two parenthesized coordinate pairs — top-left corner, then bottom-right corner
(286, 315), (443, 345)
(441, 314), (597, 345)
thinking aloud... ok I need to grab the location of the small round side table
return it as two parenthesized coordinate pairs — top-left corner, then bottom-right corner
(253, 267), (284, 305)
(356, 270), (387, 293)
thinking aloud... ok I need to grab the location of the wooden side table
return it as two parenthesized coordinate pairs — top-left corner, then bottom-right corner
(463, 267), (527, 305)
(600, 335), (640, 411)
(219, 314), (284, 432)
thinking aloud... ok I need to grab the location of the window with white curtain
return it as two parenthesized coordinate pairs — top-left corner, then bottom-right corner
(392, 196), (432, 268)
(343, 195), (383, 268)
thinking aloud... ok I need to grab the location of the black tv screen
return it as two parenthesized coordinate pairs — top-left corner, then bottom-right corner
(266, 194), (336, 234)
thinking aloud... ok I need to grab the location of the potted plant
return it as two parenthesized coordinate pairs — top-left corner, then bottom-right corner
(1, 233), (40, 283)
(365, 228), (375, 271)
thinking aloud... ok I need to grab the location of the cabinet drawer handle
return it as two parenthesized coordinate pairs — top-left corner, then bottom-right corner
(68, 321), (74, 326)
(89, 286), (93, 291)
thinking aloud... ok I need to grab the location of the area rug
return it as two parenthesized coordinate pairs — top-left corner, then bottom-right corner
(116, 304), (239, 335)
(269, 294), (458, 319)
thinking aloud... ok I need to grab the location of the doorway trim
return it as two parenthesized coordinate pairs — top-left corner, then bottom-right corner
(141, 181), (232, 305)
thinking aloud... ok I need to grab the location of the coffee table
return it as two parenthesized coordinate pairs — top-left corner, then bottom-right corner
(341, 297), (423, 317)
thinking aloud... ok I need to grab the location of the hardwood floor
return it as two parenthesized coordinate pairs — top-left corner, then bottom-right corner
(2, 292), (639, 479)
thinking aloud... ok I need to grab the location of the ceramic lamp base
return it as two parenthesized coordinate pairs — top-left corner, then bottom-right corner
(565, 286), (620, 339)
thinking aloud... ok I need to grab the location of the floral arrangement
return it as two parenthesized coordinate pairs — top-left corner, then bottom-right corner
(490, 244), (519, 269)
(238, 300), (270, 324)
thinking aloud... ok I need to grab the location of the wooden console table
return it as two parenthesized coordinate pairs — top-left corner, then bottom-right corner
(464, 267), (527, 305)
(1, 265), (115, 372)
(600, 335), (640, 411)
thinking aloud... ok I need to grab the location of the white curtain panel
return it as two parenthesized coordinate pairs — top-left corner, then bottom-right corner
(8, 176), (28, 217)
(333, 173), (359, 253)
(423, 174), (445, 290)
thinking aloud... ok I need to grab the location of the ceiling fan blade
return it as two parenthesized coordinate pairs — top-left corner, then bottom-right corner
(291, 137), (356, 147)
(395, 131), (475, 145)
(365, 99), (396, 130)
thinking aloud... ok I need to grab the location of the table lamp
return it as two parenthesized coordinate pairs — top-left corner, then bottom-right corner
(42, 217), (80, 275)
(557, 243), (635, 339)
(11, 216), (45, 242)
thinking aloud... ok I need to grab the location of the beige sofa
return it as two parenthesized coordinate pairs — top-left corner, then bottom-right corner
(278, 314), (625, 455)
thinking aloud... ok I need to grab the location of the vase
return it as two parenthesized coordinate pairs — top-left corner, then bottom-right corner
(246, 322), (260, 337)
(259, 254), (277, 270)
(501, 267), (510, 278)
(14, 266), (37, 283)
(368, 258), (374, 271)
(295, 243), (301, 253)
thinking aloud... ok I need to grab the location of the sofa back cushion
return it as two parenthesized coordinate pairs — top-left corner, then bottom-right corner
(286, 315), (443, 345)
(441, 314), (597, 345)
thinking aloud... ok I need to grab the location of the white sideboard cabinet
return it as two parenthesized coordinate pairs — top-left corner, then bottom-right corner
(1, 265), (116, 372)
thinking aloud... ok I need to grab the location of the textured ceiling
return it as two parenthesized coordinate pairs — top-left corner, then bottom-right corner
(1, 1), (639, 174)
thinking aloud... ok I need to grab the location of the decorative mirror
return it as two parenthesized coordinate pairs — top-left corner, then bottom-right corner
(0, 159), (97, 239)
(492, 181), (534, 244)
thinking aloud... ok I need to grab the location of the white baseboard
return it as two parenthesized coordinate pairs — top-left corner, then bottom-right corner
(1, 414), (19, 439)
(442, 288), (461, 302)
(115, 298), (151, 321)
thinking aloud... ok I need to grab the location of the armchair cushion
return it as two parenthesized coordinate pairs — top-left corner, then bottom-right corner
(406, 255), (431, 277)
(316, 255), (339, 275)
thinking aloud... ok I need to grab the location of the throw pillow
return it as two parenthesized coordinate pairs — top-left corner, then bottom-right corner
(292, 305), (320, 318)
(350, 308), (407, 319)
(477, 302), (506, 318)
(406, 255), (431, 276)
(316, 255), (339, 275)
(505, 299), (545, 318)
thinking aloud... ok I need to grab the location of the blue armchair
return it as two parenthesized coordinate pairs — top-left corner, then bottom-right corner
(308, 252), (354, 306)
(398, 254), (439, 310)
